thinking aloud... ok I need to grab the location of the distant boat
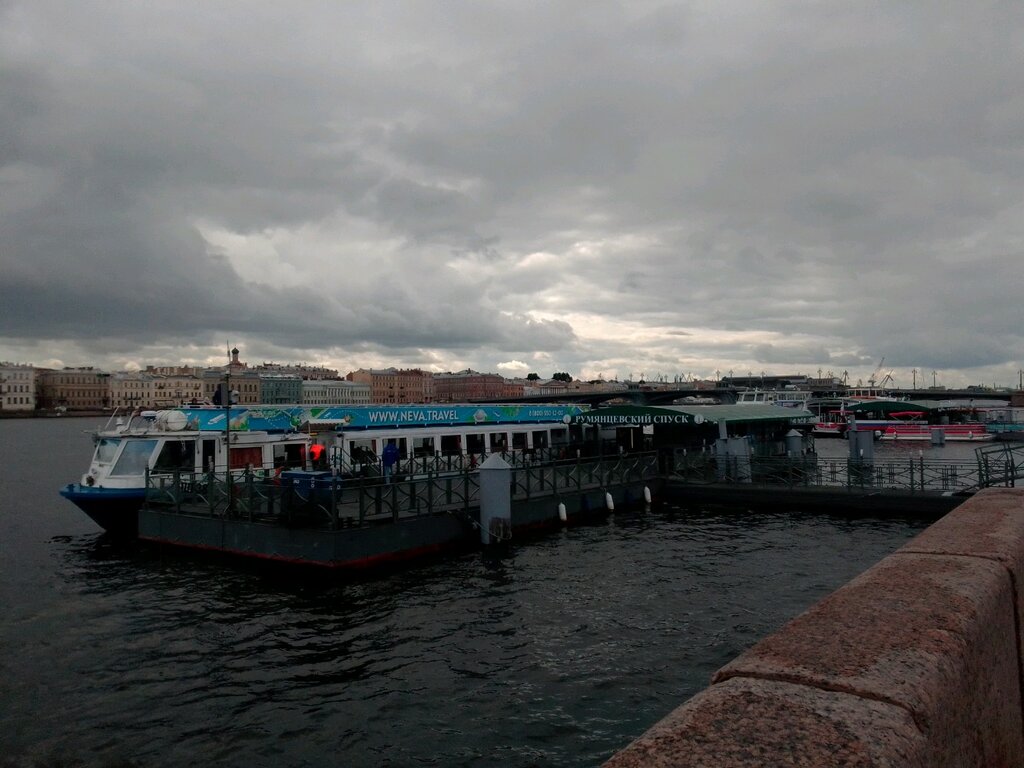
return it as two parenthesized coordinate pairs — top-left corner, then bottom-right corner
(735, 389), (813, 408)
(812, 408), (851, 438)
(876, 411), (993, 442)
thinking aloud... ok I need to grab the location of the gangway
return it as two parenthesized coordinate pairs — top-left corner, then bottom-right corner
(972, 441), (1024, 490)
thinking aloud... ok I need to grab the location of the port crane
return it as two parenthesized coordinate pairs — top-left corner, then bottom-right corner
(866, 357), (893, 388)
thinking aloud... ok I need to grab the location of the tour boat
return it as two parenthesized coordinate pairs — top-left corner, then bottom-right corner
(60, 403), (590, 536)
(60, 408), (313, 536)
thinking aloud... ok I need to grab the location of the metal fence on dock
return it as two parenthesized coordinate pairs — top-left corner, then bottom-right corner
(144, 451), (661, 530)
(671, 442), (1024, 495)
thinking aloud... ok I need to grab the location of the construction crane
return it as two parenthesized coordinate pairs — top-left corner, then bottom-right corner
(867, 357), (886, 387)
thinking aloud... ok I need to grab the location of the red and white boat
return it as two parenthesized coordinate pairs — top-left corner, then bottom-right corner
(812, 409), (851, 438)
(877, 411), (993, 442)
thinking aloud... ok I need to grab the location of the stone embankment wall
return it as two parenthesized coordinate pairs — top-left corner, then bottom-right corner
(604, 488), (1024, 767)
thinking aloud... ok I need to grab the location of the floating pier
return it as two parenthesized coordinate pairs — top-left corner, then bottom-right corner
(139, 453), (661, 568)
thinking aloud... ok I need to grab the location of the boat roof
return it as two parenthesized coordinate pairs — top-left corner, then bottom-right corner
(571, 404), (814, 426)
(105, 404), (588, 433)
(844, 400), (939, 416)
(302, 403), (588, 430)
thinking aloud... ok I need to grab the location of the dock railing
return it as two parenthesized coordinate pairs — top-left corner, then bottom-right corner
(144, 451), (660, 530)
(670, 449), (1022, 495)
(511, 452), (659, 499)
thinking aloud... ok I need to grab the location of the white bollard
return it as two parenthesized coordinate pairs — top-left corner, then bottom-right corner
(558, 502), (567, 522)
(643, 486), (652, 504)
(605, 492), (614, 511)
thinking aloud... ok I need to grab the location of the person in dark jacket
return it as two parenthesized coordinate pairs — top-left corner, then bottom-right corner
(382, 440), (400, 482)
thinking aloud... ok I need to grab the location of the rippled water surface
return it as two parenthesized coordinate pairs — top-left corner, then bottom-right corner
(1, 418), (938, 767)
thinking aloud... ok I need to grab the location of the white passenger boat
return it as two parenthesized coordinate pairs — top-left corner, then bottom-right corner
(60, 408), (313, 536)
(60, 403), (591, 535)
(735, 389), (814, 408)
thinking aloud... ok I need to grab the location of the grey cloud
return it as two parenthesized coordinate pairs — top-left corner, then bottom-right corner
(2, 1), (1023, 387)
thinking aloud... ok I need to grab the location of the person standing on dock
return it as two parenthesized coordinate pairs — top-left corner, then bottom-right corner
(382, 440), (399, 483)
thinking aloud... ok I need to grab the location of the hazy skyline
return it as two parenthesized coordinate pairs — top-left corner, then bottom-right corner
(3, 2), (1023, 389)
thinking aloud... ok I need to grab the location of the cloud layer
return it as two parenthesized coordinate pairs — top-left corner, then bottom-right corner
(2, 2), (1022, 387)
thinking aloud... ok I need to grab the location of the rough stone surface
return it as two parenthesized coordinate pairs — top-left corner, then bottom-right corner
(602, 677), (929, 767)
(604, 492), (1024, 767)
(900, 488), (1024, 577)
(712, 552), (1022, 766)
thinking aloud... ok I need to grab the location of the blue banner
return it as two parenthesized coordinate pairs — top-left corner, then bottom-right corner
(174, 404), (586, 432)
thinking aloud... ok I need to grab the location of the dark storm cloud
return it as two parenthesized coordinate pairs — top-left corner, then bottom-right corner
(2, 1), (1023, 384)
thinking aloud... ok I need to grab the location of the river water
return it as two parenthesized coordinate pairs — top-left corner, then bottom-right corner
(1, 418), (947, 767)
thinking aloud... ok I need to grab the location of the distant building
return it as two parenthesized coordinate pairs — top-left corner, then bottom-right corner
(301, 379), (371, 405)
(254, 362), (340, 380)
(145, 365), (205, 377)
(36, 367), (111, 410)
(433, 369), (519, 402)
(522, 378), (570, 397)
(0, 363), (36, 411)
(347, 368), (435, 404)
(109, 372), (204, 409)
(201, 347), (260, 404)
(259, 374), (303, 404)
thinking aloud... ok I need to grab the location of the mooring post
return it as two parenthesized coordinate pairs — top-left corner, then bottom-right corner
(479, 453), (512, 545)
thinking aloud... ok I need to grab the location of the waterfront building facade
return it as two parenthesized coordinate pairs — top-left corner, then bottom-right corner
(259, 375), (303, 404)
(301, 379), (371, 405)
(0, 363), (36, 410)
(109, 372), (204, 409)
(36, 368), (111, 410)
(433, 369), (519, 402)
(347, 368), (435, 404)
(254, 362), (340, 380)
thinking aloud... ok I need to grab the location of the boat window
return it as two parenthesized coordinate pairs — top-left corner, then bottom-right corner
(511, 432), (527, 450)
(282, 443), (306, 468)
(109, 439), (158, 476)
(466, 433), (486, 454)
(153, 440), (196, 472)
(93, 438), (121, 464)
(531, 430), (549, 449)
(412, 436), (435, 457)
(349, 439), (376, 463)
(549, 428), (568, 446)
(230, 446), (263, 470)
(440, 434), (463, 456)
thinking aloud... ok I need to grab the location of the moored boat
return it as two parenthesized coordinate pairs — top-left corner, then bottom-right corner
(813, 409), (851, 438)
(60, 403), (591, 536)
(735, 389), (814, 408)
(877, 411), (993, 442)
(60, 408), (312, 536)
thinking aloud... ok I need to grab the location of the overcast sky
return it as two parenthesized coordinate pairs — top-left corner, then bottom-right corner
(2, 2), (1022, 388)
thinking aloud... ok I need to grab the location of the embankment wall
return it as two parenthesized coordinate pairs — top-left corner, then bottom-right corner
(603, 487), (1024, 767)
